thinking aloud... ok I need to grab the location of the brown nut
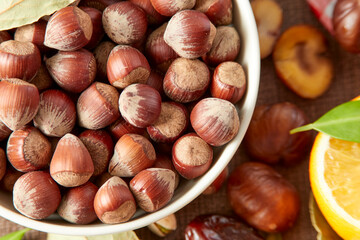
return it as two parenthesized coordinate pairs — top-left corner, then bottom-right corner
(79, 129), (114, 176)
(80, 7), (105, 50)
(77, 82), (120, 130)
(13, 171), (61, 220)
(146, 70), (165, 97)
(0, 148), (6, 181)
(108, 117), (145, 141)
(108, 133), (156, 177)
(172, 133), (213, 179)
(0, 40), (41, 81)
(148, 213), (177, 237)
(79, 0), (119, 12)
(244, 102), (311, 165)
(14, 20), (49, 53)
(102, 2), (148, 45)
(130, 168), (176, 212)
(33, 89), (77, 137)
(0, 78), (40, 131)
(94, 176), (136, 224)
(202, 165), (228, 195)
(93, 41), (116, 81)
(0, 121), (11, 142)
(57, 181), (98, 224)
(46, 49), (97, 93)
(150, 0), (196, 17)
(153, 154), (180, 189)
(0, 167), (23, 192)
(44, 6), (93, 51)
(129, 0), (167, 25)
(0, 31), (11, 44)
(227, 162), (300, 233)
(164, 10), (216, 59)
(190, 98), (240, 146)
(50, 133), (94, 187)
(7, 126), (52, 172)
(195, 0), (233, 26)
(29, 64), (54, 92)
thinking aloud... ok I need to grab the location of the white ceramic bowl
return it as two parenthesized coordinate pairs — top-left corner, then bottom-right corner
(0, 0), (260, 235)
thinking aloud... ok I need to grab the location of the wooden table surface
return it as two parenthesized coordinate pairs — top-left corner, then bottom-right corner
(1, 0), (359, 239)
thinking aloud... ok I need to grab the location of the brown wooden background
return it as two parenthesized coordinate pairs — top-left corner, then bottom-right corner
(1, 0), (359, 238)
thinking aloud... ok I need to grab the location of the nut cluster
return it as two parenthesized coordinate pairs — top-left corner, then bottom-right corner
(0, 0), (245, 227)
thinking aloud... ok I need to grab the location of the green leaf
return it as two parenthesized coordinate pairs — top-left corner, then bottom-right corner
(0, 228), (31, 240)
(290, 100), (360, 143)
(0, 0), (77, 31)
(309, 194), (342, 240)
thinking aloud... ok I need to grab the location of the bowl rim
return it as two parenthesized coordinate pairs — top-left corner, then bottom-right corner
(0, 0), (260, 235)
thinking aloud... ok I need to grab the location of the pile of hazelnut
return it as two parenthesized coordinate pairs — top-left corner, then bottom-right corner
(0, 0), (246, 225)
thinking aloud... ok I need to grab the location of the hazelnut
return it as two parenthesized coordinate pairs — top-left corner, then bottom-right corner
(147, 101), (189, 143)
(33, 89), (76, 137)
(150, 0), (196, 17)
(13, 171), (61, 220)
(202, 166), (229, 195)
(0, 148), (6, 181)
(194, 0), (233, 26)
(148, 213), (177, 237)
(94, 176), (136, 224)
(50, 133), (94, 187)
(0, 78), (40, 131)
(227, 162), (300, 232)
(164, 10), (216, 59)
(0, 31), (11, 44)
(14, 20), (49, 53)
(119, 83), (162, 128)
(190, 98), (240, 146)
(29, 64), (54, 92)
(108, 133), (156, 177)
(172, 133), (213, 179)
(7, 126), (52, 172)
(244, 102), (311, 165)
(202, 26), (241, 67)
(102, 2), (148, 45)
(80, 7), (105, 50)
(130, 168), (176, 212)
(129, 0), (167, 25)
(146, 70), (165, 97)
(93, 41), (116, 81)
(145, 23), (179, 73)
(163, 58), (210, 103)
(0, 40), (41, 81)
(79, 129), (114, 176)
(44, 6), (93, 51)
(108, 117), (145, 141)
(210, 61), (246, 104)
(0, 120), (11, 142)
(94, 171), (112, 188)
(79, 0), (119, 12)
(0, 167), (23, 192)
(107, 45), (150, 89)
(153, 154), (180, 189)
(46, 49), (97, 93)
(77, 82), (120, 130)
(57, 181), (98, 224)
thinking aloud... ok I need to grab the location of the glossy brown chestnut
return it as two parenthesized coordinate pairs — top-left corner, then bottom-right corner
(46, 48), (97, 93)
(77, 82), (120, 130)
(13, 171), (61, 220)
(190, 98), (240, 146)
(33, 89), (76, 137)
(79, 129), (114, 176)
(0, 78), (40, 131)
(102, 2), (148, 45)
(164, 10), (216, 59)
(94, 176), (136, 224)
(50, 133), (94, 187)
(130, 168), (176, 212)
(150, 0), (196, 17)
(202, 26), (241, 67)
(107, 45), (151, 89)
(163, 58), (210, 103)
(172, 133), (213, 179)
(119, 83), (162, 128)
(14, 20), (49, 52)
(57, 181), (98, 224)
(79, 0), (119, 12)
(210, 61), (246, 104)
(44, 6), (93, 51)
(0, 40), (41, 81)
(145, 23), (179, 73)
(108, 133), (156, 177)
(244, 102), (311, 165)
(7, 126), (52, 172)
(0, 148), (6, 181)
(108, 117), (145, 141)
(202, 166), (229, 195)
(227, 162), (300, 232)
(80, 7), (105, 50)
(129, 0), (167, 25)
(195, 0), (233, 26)
(93, 41), (116, 81)
(147, 102), (189, 143)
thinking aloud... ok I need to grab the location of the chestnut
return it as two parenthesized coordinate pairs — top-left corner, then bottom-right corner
(7, 126), (52, 172)
(194, 0), (233, 26)
(0, 148), (6, 181)
(163, 58), (210, 103)
(108, 133), (156, 177)
(94, 176), (136, 224)
(244, 102), (311, 165)
(119, 83), (162, 128)
(190, 98), (240, 146)
(93, 41), (116, 81)
(57, 181), (98, 224)
(130, 168), (176, 212)
(227, 162), (300, 232)
(150, 0), (196, 17)
(172, 133), (213, 179)
(13, 171), (61, 220)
